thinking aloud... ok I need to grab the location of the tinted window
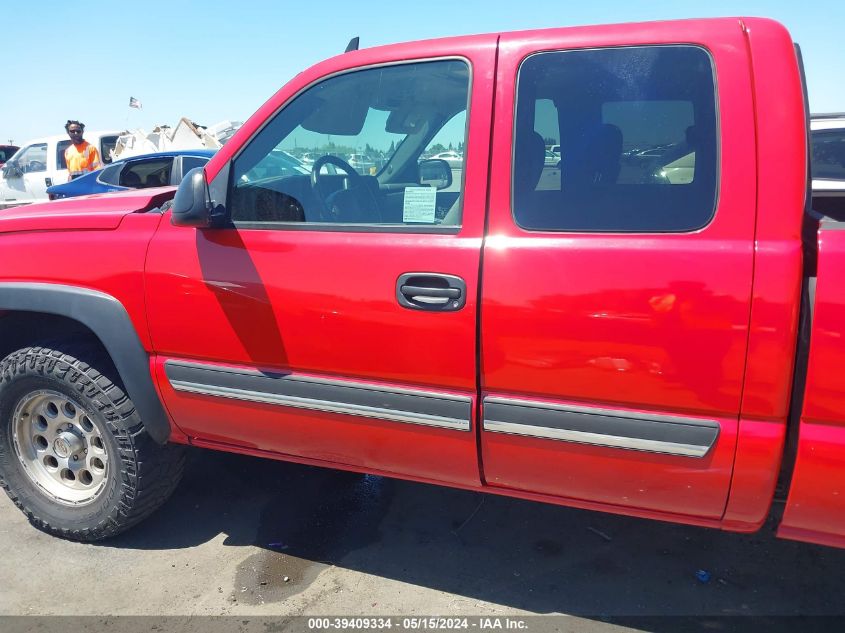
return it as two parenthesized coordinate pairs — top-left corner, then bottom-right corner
(97, 163), (122, 185)
(119, 158), (172, 188)
(513, 46), (718, 232)
(811, 128), (845, 180)
(0, 147), (18, 162)
(230, 59), (470, 228)
(180, 156), (210, 180)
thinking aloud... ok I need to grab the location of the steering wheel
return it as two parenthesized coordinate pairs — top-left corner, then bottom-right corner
(27, 160), (46, 173)
(310, 155), (380, 222)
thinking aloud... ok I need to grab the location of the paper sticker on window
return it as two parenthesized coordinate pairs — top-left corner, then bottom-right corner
(403, 187), (437, 223)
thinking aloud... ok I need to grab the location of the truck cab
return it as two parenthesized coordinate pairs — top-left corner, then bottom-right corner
(0, 131), (120, 210)
(2, 18), (843, 549)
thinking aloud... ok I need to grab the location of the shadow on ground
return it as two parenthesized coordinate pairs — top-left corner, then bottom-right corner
(104, 447), (845, 624)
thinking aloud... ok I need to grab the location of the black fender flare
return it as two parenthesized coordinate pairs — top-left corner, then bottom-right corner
(0, 282), (170, 444)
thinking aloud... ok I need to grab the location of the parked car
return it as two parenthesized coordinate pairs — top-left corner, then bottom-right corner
(0, 145), (19, 169)
(431, 150), (463, 167)
(0, 131), (121, 210)
(810, 113), (845, 216)
(46, 150), (217, 200)
(1, 18), (844, 554)
(346, 153), (376, 174)
(239, 149), (310, 183)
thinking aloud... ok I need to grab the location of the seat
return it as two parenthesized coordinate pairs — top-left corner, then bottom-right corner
(514, 130), (547, 199)
(121, 171), (142, 188)
(562, 123), (623, 189)
(145, 172), (163, 187)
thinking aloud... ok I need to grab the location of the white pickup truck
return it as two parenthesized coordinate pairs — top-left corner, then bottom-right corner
(0, 131), (121, 210)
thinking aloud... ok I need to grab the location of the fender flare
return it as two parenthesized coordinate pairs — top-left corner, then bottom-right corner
(0, 282), (170, 444)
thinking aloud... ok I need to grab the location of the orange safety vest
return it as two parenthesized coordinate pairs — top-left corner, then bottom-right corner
(65, 141), (101, 177)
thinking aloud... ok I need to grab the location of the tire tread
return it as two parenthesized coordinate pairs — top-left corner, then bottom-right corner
(0, 343), (184, 541)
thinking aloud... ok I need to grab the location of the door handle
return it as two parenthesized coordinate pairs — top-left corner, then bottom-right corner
(396, 273), (467, 311)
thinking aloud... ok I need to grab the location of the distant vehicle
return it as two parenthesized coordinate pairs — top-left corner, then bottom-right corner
(430, 151), (463, 168)
(347, 153), (376, 173)
(811, 113), (845, 191)
(0, 131), (121, 209)
(544, 150), (561, 167)
(658, 150), (695, 184)
(0, 145), (19, 169)
(239, 150), (310, 182)
(299, 152), (319, 165)
(46, 150), (216, 200)
(811, 113), (845, 216)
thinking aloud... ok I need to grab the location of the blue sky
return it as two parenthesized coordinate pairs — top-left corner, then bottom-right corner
(3, 0), (843, 144)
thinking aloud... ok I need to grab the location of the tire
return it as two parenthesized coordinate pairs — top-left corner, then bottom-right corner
(0, 343), (184, 541)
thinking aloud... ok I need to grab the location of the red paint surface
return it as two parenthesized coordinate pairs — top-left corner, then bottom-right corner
(480, 19), (758, 519)
(723, 19), (807, 529)
(0, 17), (826, 542)
(144, 35), (498, 486)
(779, 228), (845, 546)
(0, 188), (174, 234)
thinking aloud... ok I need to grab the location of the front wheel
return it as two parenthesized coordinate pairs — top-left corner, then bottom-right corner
(0, 344), (184, 541)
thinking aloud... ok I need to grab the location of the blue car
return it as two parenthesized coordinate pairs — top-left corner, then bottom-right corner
(46, 150), (217, 200)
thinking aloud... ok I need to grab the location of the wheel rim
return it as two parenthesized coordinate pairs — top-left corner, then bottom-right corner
(11, 389), (110, 506)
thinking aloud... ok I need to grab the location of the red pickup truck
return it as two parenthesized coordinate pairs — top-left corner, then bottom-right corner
(1, 17), (841, 550)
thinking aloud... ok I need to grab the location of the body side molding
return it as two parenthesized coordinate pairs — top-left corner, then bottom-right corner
(0, 282), (171, 444)
(165, 359), (472, 431)
(483, 396), (720, 458)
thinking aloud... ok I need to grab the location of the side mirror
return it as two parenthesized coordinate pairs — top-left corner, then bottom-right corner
(171, 167), (227, 227)
(2, 161), (22, 179)
(418, 159), (452, 190)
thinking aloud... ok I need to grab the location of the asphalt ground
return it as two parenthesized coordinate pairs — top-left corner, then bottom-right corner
(1, 446), (845, 632)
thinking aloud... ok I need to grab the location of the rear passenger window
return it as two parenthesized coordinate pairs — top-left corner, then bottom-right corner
(513, 46), (718, 232)
(119, 159), (172, 188)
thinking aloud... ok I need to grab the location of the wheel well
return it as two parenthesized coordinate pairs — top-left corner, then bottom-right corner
(0, 311), (109, 362)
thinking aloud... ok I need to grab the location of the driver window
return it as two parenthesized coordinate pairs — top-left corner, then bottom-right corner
(230, 59), (470, 229)
(17, 144), (48, 174)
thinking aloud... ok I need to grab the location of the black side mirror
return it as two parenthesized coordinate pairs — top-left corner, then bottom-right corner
(418, 159), (453, 190)
(2, 161), (22, 179)
(171, 167), (227, 227)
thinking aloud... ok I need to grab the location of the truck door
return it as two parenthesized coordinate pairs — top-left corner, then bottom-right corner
(480, 23), (757, 519)
(145, 38), (497, 487)
(0, 143), (48, 207)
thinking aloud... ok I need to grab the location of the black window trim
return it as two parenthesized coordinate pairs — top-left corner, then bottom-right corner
(222, 55), (474, 234)
(510, 43), (722, 235)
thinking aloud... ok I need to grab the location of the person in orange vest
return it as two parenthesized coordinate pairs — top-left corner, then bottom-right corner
(64, 120), (101, 180)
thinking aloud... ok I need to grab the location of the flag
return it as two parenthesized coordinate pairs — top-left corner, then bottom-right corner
(129, 97), (142, 109)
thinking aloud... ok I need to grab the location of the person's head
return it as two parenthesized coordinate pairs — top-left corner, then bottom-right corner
(65, 120), (85, 143)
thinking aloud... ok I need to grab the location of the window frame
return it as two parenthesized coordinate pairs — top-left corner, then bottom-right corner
(510, 44), (721, 235)
(224, 56), (473, 234)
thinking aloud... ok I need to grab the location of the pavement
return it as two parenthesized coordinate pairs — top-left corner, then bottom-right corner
(1, 446), (844, 630)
